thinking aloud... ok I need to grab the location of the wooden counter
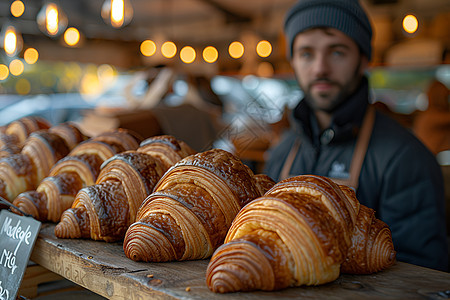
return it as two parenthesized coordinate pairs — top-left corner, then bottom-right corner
(30, 223), (450, 300)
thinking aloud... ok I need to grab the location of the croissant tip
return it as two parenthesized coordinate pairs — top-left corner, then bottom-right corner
(54, 209), (83, 239)
(207, 278), (237, 294)
(390, 251), (396, 260)
(387, 250), (397, 267)
(12, 197), (40, 220)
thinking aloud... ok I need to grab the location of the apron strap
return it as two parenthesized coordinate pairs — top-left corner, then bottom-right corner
(279, 138), (301, 181)
(332, 105), (375, 190)
(278, 105), (376, 190)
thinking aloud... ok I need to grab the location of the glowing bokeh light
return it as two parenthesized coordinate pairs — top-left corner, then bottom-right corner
(111, 0), (125, 27)
(180, 46), (196, 64)
(46, 4), (59, 35)
(24, 48), (39, 64)
(256, 40), (272, 58)
(9, 59), (24, 76)
(228, 41), (244, 59)
(0, 64), (9, 80)
(403, 14), (419, 34)
(161, 41), (177, 58)
(4, 28), (17, 56)
(202, 46), (218, 63)
(64, 27), (80, 46)
(140, 40), (157, 57)
(10, 0), (25, 17)
(3, 26), (22, 57)
(37, 2), (68, 37)
(102, 0), (133, 28)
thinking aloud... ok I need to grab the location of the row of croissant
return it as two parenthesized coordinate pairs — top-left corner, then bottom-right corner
(0, 116), (396, 293)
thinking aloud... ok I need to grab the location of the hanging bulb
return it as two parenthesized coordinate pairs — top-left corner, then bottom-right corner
(101, 0), (134, 28)
(0, 25), (23, 57)
(36, 2), (68, 37)
(10, 0), (25, 18)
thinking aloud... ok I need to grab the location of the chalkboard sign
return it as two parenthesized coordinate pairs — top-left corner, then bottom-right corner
(0, 210), (41, 300)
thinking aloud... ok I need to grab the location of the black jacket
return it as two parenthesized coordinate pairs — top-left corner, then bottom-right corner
(265, 77), (448, 272)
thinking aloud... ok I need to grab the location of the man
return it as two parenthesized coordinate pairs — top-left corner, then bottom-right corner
(265, 0), (448, 272)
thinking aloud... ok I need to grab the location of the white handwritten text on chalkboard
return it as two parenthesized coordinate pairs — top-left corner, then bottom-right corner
(0, 280), (9, 300)
(0, 217), (32, 275)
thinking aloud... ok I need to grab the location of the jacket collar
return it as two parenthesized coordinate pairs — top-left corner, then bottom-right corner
(292, 76), (369, 146)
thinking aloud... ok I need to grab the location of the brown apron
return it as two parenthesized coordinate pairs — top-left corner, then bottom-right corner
(279, 106), (376, 190)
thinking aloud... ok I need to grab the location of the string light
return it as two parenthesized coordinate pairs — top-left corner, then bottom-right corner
(180, 46), (196, 64)
(228, 41), (244, 59)
(402, 14), (419, 34)
(140, 40), (156, 57)
(37, 2), (68, 37)
(101, 0), (134, 28)
(64, 27), (81, 46)
(9, 59), (24, 76)
(24, 48), (39, 64)
(1, 25), (23, 57)
(0, 64), (9, 80)
(161, 41), (177, 58)
(202, 46), (218, 63)
(10, 0), (25, 18)
(256, 40), (272, 58)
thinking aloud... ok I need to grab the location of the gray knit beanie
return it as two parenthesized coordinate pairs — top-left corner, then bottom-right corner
(284, 0), (373, 60)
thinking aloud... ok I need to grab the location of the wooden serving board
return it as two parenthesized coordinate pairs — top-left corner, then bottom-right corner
(30, 223), (450, 300)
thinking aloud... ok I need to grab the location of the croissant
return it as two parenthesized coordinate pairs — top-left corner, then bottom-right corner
(54, 151), (168, 242)
(206, 175), (396, 293)
(12, 129), (140, 222)
(21, 131), (72, 183)
(123, 148), (263, 263)
(48, 122), (88, 150)
(0, 153), (36, 202)
(137, 135), (196, 169)
(0, 141), (21, 158)
(54, 135), (192, 242)
(3, 116), (51, 147)
(0, 122), (85, 158)
(0, 131), (70, 202)
(340, 204), (395, 274)
(13, 153), (103, 222)
(0, 133), (20, 152)
(90, 128), (141, 151)
(253, 173), (276, 195)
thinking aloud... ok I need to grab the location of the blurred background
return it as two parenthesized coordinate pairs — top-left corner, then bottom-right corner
(0, 0), (448, 158)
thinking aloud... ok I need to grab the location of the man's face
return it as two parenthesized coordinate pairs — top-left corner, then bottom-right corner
(291, 28), (368, 113)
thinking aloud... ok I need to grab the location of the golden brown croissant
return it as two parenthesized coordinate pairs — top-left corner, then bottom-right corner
(21, 131), (72, 184)
(137, 135), (196, 169)
(0, 133), (20, 152)
(90, 128), (141, 151)
(4, 116), (51, 146)
(54, 134), (191, 241)
(13, 153), (103, 222)
(12, 129), (140, 222)
(340, 204), (396, 274)
(253, 173), (276, 195)
(123, 148), (263, 263)
(54, 150), (169, 242)
(206, 175), (396, 293)
(0, 131), (70, 202)
(48, 122), (88, 150)
(0, 153), (37, 202)
(0, 141), (21, 158)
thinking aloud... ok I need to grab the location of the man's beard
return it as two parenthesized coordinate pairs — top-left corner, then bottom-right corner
(300, 60), (363, 114)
